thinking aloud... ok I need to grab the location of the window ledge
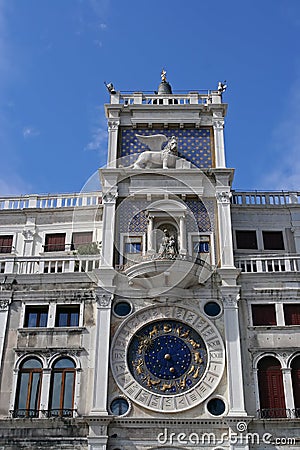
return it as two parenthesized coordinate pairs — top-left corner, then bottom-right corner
(18, 326), (86, 334)
(248, 325), (300, 330)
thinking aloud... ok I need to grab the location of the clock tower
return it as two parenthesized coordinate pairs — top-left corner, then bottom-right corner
(89, 72), (248, 449)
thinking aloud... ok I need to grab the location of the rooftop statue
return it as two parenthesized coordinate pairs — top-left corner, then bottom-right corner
(132, 134), (178, 169)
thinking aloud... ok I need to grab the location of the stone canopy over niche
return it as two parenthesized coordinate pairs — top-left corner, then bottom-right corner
(119, 128), (213, 169)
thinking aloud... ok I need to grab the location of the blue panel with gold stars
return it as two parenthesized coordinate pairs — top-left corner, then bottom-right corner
(127, 319), (207, 395)
(120, 128), (213, 169)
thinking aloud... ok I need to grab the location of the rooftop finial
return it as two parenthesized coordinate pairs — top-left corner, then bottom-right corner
(161, 68), (167, 83)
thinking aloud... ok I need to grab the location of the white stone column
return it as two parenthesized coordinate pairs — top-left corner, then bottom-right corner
(147, 215), (154, 253)
(179, 215), (187, 255)
(221, 288), (247, 416)
(22, 230), (35, 257)
(216, 191), (235, 268)
(213, 114), (226, 168)
(100, 192), (117, 268)
(276, 303), (285, 326)
(282, 367), (295, 414)
(40, 368), (51, 413)
(107, 120), (120, 167)
(0, 295), (11, 372)
(91, 293), (113, 415)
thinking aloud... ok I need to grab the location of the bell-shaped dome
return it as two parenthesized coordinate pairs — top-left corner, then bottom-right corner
(157, 69), (173, 95)
(157, 80), (173, 95)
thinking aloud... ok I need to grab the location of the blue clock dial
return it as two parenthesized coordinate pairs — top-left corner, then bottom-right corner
(127, 319), (207, 395)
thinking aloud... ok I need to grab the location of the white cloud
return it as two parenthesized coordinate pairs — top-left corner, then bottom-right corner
(85, 125), (107, 151)
(99, 23), (107, 30)
(22, 126), (40, 139)
(259, 75), (300, 191)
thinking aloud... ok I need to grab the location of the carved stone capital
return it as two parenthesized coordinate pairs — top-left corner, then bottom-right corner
(0, 299), (10, 311)
(216, 191), (232, 204)
(213, 119), (224, 130)
(96, 293), (113, 308)
(108, 120), (119, 131)
(22, 229), (35, 240)
(221, 292), (240, 307)
(102, 191), (118, 204)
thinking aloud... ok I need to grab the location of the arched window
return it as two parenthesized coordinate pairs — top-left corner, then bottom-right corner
(49, 358), (76, 417)
(291, 356), (300, 418)
(14, 358), (42, 418)
(257, 356), (286, 418)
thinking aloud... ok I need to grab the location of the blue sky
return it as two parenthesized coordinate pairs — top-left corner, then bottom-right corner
(1, 0), (300, 195)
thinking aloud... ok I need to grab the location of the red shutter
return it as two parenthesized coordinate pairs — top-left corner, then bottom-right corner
(258, 357), (286, 416)
(45, 234), (66, 252)
(71, 232), (92, 249)
(0, 235), (13, 253)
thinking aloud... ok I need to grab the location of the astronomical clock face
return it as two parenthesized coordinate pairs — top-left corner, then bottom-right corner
(127, 320), (207, 395)
(111, 306), (225, 412)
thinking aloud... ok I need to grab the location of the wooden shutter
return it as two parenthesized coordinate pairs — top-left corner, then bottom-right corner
(45, 234), (66, 252)
(258, 357), (286, 416)
(71, 232), (92, 250)
(0, 235), (13, 253)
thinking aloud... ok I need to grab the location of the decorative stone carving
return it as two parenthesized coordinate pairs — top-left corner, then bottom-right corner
(213, 119), (225, 130)
(0, 299), (10, 310)
(158, 229), (178, 259)
(22, 229), (35, 240)
(108, 120), (119, 131)
(102, 192), (118, 203)
(216, 191), (232, 204)
(222, 293), (240, 307)
(97, 294), (113, 308)
(132, 134), (178, 169)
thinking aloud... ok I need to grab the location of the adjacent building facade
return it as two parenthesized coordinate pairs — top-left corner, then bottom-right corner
(0, 74), (299, 449)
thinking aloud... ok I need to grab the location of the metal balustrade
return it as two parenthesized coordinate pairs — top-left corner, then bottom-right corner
(257, 408), (292, 419)
(11, 408), (77, 418)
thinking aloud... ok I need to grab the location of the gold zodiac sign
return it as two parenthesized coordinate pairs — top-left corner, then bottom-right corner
(163, 323), (172, 333)
(194, 352), (203, 364)
(149, 325), (158, 339)
(161, 382), (172, 392)
(192, 367), (200, 379)
(176, 326), (190, 338)
(138, 336), (152, 354)
(187, 365), (195, 375)
(134, 359), (144, 375)
(188, 338), (200, 349)
(179, 375), (187, 389)
(146, 376), (160, 387)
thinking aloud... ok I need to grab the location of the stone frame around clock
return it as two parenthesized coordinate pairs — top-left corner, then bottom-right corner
(110, 305), (225, 413)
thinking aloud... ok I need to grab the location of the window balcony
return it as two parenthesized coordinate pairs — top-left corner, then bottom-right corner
(10, 408), (78, 419)
(257, 408), (295, 419)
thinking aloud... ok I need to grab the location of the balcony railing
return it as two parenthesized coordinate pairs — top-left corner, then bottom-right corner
(257, 408), (294, 419)
(11, 408), (77, 418)
(235, 254), (300, 273)
(0, 192), (101, 210)
(110, 90), (222, 106)
(232, 191), (300, 206)
(0, 254), (100, 275)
